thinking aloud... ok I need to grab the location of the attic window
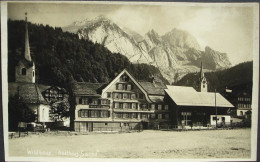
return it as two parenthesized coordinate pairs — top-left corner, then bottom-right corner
(21, 68), (26, 75)
(121, 75), (129, 82)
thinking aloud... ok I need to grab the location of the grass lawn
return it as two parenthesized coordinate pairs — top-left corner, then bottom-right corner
(8, 128), (251, 159)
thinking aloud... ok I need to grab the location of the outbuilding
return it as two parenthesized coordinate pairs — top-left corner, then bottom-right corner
(165, 85), (234, 128)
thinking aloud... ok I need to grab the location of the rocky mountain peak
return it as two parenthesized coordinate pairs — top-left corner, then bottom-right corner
(162, 28), (201, 50)
(205, 46), (213, 52)
(63, 15), (113, 33)
(145, 29), (162, 46)
(62, 17), (232, 83)
(202, 46), (232, 70)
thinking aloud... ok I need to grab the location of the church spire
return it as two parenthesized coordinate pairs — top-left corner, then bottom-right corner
(199, 62), (208, 92)
(200, 61), (204, 81)
(24, 12), (31, 61)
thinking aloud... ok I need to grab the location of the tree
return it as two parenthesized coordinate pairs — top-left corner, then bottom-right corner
(8, 94), (37, 131)
(50, 100), (70, 121)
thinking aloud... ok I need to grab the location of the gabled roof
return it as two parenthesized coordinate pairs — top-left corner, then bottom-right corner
(166, 85), (197, 92)
(165, 85), (234, 108)
(42, 86), (67, 94)
(149, 95), (164, 103)
(101, 69), (152, 102)
(8, 82), (48, 105)
(72, 82), (107, 96)
(139, 81), (166, 95)
(37, 84), (51, 92)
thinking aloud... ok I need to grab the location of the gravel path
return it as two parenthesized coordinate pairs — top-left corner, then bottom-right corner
(8, 128), (251, 159)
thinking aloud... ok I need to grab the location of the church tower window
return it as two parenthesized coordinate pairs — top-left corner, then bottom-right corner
(21, 68), (27, 75)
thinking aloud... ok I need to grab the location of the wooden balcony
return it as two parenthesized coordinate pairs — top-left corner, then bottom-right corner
(76, 104), (110, 110)
(113, 108), (155, 113)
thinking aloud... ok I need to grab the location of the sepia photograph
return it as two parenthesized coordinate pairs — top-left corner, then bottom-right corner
(1, 1), (259, 161)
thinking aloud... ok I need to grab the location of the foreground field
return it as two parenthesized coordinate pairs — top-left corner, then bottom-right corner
(9, 129), (251, 159)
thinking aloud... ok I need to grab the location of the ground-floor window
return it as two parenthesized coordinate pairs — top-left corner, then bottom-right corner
(181, 112), (192, 126)
(240, 111), (244, 116)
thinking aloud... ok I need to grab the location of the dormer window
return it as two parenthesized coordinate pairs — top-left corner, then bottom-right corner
(21, 68), (26, 75)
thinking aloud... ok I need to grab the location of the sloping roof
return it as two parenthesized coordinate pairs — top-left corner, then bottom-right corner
(8, 82), (20, 97)
(41, 86), (67, 94)
(166, 85), (197, 92)
(72, 82), (107, 95)
(17, 58), (34, 68)
(149, 95), (164, 103)
(37, 84), (51, 92)
(165, 86), (234, 108)
(139, 81), (166, 95)
(8, 82), (48, 104)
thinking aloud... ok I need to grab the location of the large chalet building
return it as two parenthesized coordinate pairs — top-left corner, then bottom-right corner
(72, 69), (169, 131)
(72, 66), (234, 132)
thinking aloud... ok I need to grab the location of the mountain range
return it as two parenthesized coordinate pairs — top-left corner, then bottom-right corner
(63, 15), (232, 83)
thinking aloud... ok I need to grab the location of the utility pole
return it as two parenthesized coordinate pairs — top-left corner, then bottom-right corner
(215, 89), (218, 129)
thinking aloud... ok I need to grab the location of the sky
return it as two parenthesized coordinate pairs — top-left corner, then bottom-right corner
(7, 2), (258, 65)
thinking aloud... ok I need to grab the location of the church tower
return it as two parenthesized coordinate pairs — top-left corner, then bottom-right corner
(199, 62), (207, 92)
(15, 12), (35, 83)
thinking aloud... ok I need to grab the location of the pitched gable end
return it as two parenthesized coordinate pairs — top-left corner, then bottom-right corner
(101, 69), (152, 103)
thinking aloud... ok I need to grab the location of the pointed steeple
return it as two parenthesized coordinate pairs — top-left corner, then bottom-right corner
(200, 62), (204, 81)
(15, 12), (35, 83)
(199, 62), (208, 92)
(24, 12), (31, 61)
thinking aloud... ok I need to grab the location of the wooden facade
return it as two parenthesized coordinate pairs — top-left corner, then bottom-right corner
(42, 86), (67, 103)
(165, 86), (234, 128)
(72, 69), (169, 131)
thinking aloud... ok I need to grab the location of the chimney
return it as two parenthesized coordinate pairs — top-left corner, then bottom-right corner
(151, 75), (157, 87)
(150, 75), (155, 82)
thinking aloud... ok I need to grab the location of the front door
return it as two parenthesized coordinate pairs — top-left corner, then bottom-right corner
(88, 122), (93, 132)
